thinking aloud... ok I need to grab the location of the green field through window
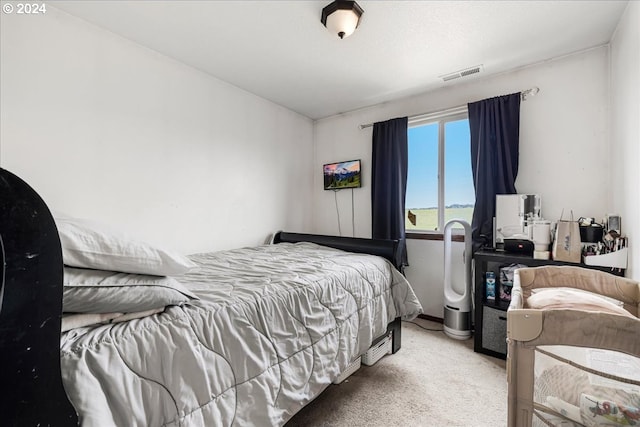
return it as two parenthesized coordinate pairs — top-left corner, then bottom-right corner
(406, 207), (473, 231)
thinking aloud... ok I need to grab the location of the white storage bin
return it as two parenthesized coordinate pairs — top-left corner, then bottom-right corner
(362, 332), (393, 366)
(333, 357), (361, 384)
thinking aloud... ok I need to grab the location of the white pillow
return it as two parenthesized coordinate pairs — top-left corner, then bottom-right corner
(56, 216), (197, 276)
(526, 288), (633, 318)
(531, 287), (625, 307)
(61, 308), (166, 332)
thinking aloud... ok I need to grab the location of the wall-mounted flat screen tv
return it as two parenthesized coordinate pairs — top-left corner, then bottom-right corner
(323, 159), (361, 190)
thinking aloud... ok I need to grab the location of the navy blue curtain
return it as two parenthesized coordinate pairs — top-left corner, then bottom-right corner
(468, 93), (521, 251)
(371, 117), (409, 268)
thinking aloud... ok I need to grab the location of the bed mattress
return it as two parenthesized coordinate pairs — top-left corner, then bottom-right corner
(60, 242), (422, 426)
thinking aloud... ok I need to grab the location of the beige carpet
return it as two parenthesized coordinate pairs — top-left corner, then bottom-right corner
(286, 318), (507, 427)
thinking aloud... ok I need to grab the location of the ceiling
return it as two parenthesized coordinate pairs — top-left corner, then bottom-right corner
(52, 1), (628, 120)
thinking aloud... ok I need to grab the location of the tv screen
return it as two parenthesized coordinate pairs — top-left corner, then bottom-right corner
(323, 159), (361, 190)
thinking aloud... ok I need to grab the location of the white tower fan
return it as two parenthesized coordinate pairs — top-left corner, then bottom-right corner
(443, 219), (472, 340)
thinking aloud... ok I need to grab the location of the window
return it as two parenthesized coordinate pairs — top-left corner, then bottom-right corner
(405, 108), (474, 233)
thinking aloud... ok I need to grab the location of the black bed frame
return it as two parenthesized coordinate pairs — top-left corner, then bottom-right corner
(273, 231), (403, 354)
(273, 231), (402, 270)
(0, 169), (403, 426)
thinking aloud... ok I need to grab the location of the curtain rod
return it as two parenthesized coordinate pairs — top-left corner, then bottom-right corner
(358, 86), (540, 130)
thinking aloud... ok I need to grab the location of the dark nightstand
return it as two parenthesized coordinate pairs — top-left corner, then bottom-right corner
(473, 249), (624, 359)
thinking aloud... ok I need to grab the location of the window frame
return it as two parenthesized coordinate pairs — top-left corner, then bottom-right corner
(405, 106), (471, 238)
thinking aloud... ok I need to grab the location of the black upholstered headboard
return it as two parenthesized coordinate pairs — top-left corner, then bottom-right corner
(0, 168), (78, 425)
(273, 231), (401, 271)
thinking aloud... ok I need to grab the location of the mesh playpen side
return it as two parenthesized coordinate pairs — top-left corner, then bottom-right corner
(506, 266), (640, 427)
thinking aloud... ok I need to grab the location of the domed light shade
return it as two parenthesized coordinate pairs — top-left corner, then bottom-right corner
(321, 0), (364, 39)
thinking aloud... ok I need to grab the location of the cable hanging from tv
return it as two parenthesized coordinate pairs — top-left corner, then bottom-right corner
(333, 188), (356, 237)
(325, 159), (361, 237)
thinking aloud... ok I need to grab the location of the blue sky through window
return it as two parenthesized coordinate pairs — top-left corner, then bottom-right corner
(406, 119), (474, 209)
(407, 123), (438, 209)
(445, 119), (474, 207)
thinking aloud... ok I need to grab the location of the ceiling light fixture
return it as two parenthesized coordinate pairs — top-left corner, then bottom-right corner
(321, 0), (364, 40)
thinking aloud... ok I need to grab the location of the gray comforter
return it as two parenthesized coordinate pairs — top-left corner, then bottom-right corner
(60, 242), (423, 426)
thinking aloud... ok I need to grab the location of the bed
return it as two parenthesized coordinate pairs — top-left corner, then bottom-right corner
(506, 265), (640, 427)
(0, 168), (423, 426)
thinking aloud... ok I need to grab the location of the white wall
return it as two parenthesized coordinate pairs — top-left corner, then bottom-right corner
(313, 47), (611, 317)
(0, 6), (314, 254)
(610, 1), (640, 280)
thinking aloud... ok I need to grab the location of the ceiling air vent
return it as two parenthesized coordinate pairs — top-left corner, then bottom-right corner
(440, 65), (483, 82)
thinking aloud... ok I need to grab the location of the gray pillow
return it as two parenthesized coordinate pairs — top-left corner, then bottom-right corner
(63, 267), (198, 314)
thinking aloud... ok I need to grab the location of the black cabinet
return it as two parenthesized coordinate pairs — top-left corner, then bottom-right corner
(473, 250), (623, 359)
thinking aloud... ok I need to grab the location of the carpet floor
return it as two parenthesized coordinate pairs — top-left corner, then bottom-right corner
(285, 318), (507, 427)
